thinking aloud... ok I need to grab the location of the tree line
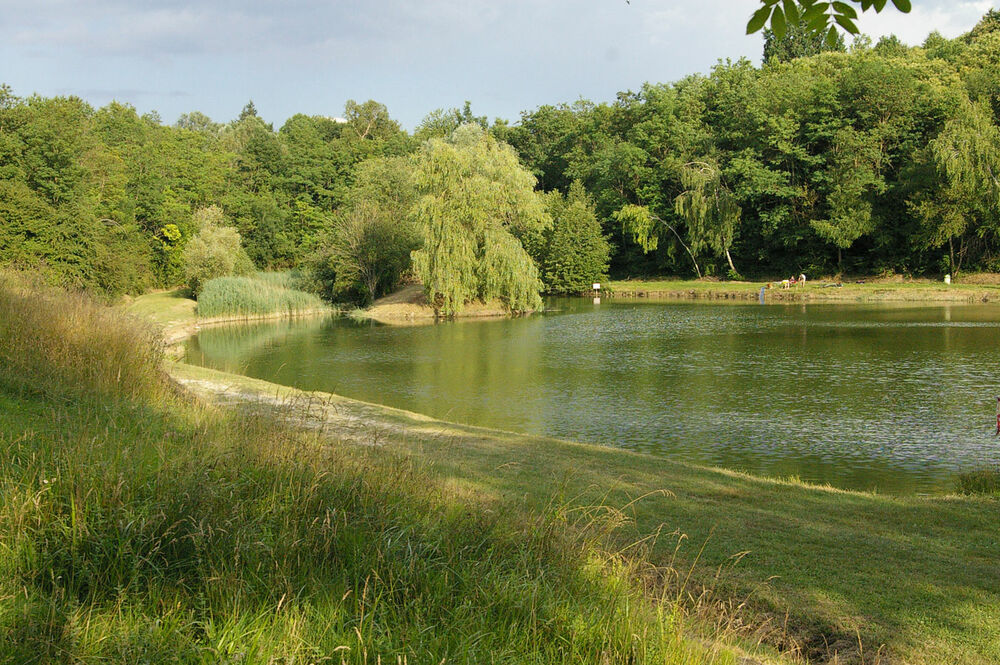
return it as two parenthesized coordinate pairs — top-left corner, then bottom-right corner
(2, 11), (1000, 309)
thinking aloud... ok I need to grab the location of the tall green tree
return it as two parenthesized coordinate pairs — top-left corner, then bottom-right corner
(810, 127), (885, 267)
(415, 101), (488, 142)
(910, 97), (1000, 273)
(763, 17), (845, 63)
(541, 182), (611, 294)
(318, 156), (420, 304)
(675, 161), (743, 276)
(410, 126), (548, 315)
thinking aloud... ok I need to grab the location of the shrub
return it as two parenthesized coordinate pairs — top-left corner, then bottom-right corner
(183, 206), (255, 297)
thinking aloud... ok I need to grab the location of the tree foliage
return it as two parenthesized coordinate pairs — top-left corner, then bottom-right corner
(10, 8), (1000, 301)
(410, 126), (547, 315)
(183, 206), (254, 297)
(809, 127), (885, 263)
(747, 0), (913, 46)
(763, 16), (846, 63)
(675, 162), (743, 276)
(414, 102), (488, 142)
(321, 157), (420, 304)
(0, 91), (413, 297)
(541, 182), (611, 294)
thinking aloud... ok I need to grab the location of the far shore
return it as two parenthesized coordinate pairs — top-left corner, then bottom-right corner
(361, 284), (511, 325)
(600, 275), (1000, 303)
(126, 274), (1000, 350)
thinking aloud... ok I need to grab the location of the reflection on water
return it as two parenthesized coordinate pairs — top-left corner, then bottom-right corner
(185, 299), (1000, 494)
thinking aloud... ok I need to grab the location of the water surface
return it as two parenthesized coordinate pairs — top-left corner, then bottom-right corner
(185, 299), (1000, 493)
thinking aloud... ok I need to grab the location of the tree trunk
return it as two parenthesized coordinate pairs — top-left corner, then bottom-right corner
(725, 248), (738, 277)
(949, 237), (955, 276)
(656, 216), (701, 278)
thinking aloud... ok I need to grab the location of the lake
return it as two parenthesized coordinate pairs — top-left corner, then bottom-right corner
(184, 298), (1000, 494)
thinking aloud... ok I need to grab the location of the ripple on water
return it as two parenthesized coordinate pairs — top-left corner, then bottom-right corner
(185, 299), (1000, 494)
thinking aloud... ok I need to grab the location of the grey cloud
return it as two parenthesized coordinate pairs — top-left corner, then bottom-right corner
(2, 0), (521, 60)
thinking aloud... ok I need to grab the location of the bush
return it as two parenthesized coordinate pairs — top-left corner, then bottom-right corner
(183, 206), (255, 297)
(195, 273), (325, 318)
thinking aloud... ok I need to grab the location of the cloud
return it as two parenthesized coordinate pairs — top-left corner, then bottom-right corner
(1, 0), (520, 61)
(1, 0), (993, 130)
(852, 0), (991, 44)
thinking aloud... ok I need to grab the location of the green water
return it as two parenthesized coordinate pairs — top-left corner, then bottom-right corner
(184, 298), (1000, 494)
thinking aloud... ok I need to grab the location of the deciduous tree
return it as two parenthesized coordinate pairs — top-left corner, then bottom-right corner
(541, 182), (611, 294)
(410, 126), (548, 315)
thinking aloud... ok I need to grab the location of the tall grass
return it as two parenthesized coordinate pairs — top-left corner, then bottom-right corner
(0, 270), (163, 401)
(0, 276), (741, 664)
(957, 466), (1000, 497)
(196, 272), (325, 319)
(248, 269), (307, 290)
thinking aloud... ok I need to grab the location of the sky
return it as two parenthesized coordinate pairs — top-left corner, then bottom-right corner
(1, 0), (994, 131)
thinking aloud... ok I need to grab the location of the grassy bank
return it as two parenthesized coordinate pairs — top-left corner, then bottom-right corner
(137, 278), (999, 663)
(604, 276), (1000, 303)
(9, 277), (1000, 664)
(170, 363), (1000, 665)
(0, 277), (746, 664)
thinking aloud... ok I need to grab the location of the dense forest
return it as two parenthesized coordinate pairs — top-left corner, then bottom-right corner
(3, 11), (1000, 304)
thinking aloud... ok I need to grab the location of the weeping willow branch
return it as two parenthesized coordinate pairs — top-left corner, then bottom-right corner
(613, 204), (702, 278)
(674, 161), (742, 276)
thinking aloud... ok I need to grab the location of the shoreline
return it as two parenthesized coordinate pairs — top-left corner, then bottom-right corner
(597, 278), (1000, 303)
(124, 288), (333, 346)
(162, 307), (333, 344)
(362, 283), (513, 325)
(126, 288), (1000, 665)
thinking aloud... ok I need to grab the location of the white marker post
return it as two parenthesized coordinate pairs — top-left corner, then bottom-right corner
(593, 283), (601, 305)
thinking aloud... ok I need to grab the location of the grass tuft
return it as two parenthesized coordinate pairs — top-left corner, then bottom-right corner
(957, 466), (1000, 497)
(0, 270), (163, 402)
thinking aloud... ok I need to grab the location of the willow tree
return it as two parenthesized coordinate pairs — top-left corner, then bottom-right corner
(674, 161), (742, 277)
(410, 125), (549, 316)
(912, 98), (1000, 274)
(613, 204), (702, 278)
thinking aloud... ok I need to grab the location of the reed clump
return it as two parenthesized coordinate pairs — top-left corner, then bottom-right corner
(957, 466), (1000, 497)
(195, 272), (325, 319)
(0, 277), (742, 664)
